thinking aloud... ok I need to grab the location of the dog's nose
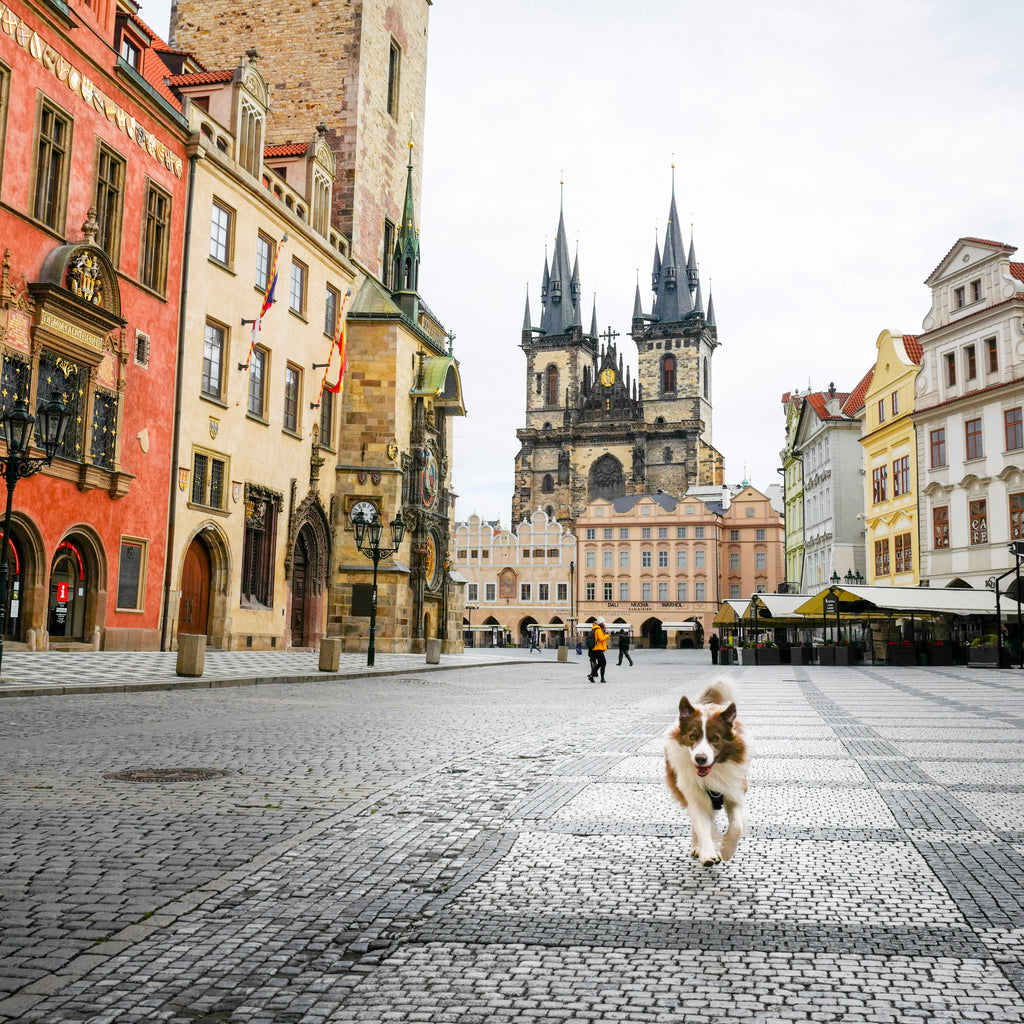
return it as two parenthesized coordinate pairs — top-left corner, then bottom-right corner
(694, 753), (708, 766)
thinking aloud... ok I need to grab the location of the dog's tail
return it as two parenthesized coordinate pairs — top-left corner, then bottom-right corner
(698, 678), (738, 707)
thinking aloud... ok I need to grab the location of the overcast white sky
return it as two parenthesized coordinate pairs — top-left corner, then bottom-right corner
(144, 0), (1024, 527)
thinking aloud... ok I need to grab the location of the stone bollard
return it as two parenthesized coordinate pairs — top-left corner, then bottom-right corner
(425, 638), (441, 664)
(25, 629), (36, 652)
(319, 637), (342, 672)
(176, 633), (206, 677)
(557, 645), (567, 662)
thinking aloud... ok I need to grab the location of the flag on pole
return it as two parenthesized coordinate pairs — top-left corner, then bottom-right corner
(240, 234), (287, 370)
(321, 289), (352, 396)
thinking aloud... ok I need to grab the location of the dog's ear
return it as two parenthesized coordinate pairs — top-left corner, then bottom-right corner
(720, 702), (737, 727)
(678, 696), (697, 719)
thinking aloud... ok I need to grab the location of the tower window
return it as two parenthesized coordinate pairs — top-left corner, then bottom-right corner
(387, 39), (401, 119)
(542, 474), (554, 493)
(546, 365), (558, 406)
(662, 354), (676, 394)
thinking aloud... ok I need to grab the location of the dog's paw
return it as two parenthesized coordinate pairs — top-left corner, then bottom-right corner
(720, 840), (738, 861)
(700, 852), (721, 867)
(690, 846), (700, 859)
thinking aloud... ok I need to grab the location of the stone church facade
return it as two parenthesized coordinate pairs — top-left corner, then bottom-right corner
(513, 186), (725, 529)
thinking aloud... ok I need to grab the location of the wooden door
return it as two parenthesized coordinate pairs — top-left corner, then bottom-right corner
(178, 540), (210, 637)
(290, 533), (307, 647)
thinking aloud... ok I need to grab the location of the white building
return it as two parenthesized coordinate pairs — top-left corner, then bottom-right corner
(915, 238), (1024, 589)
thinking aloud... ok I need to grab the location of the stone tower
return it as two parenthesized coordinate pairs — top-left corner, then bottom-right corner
(513, 182), (724, 529)
(632, 179), (719, 447)
(170, 0), (430, 279)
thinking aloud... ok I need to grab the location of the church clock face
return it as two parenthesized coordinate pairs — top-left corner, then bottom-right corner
(420, 450), (438, 507)
(424, 531), (440, 589)
(600, 368), (616, 387)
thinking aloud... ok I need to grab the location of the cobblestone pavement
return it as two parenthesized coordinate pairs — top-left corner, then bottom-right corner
(1, 654), (1023, 1022)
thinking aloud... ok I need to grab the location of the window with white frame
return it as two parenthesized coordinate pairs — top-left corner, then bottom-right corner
(585, 551), (596, 568)
(619, 550), (629, 568)
(538, 584), (549, 601)
(586, 583), (595, 600)
(642, 550), (652, 568)
(209, 200), (233, 265)
(603, 582), (613, 600)
(677, 550), (687, 569)
(658, 582), (668, 601)
(641, 582), (652, 601)
(619, 582), (629, 600)
(603, 551), (613, 569)
(557, 583), (567, 601)
(485, 583), (496, 601)
(520, 583), (531, 601)
(677, 581), (688, 601)
(467, 584), (478, 602)
(694, 549), (705, 568)
(695, 582), (705, 601)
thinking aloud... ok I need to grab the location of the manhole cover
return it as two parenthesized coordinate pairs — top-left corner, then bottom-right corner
(104, 768), (231, 783)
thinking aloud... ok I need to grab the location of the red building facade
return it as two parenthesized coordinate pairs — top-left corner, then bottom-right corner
(0, 0), (187, 648)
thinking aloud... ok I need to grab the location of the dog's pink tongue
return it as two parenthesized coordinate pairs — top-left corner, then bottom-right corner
(696, 765), (712, 777)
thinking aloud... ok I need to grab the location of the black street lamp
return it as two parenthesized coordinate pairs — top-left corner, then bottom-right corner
(0, 395), (70, 677)
(353, 507), (405, 667)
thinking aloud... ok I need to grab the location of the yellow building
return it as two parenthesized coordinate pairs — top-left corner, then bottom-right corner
(166, 57), (357, 650)
(860, 330), (923, 585)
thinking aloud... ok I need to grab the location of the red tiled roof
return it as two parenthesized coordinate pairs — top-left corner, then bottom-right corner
(141, 48), (181, 109)
(1010, 263), (1024, 282)
(902, 335), (922, 365)
(804, 391), (852, 422)
(842, 368), (874, 415)
(167, 70), (234, 86)
(264, 143), (309, 158)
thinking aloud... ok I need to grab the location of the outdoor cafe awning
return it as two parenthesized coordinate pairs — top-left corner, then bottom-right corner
(662, 621), (698, 630)
(793, 585), (999, 618)
(712, 600), (749, 626)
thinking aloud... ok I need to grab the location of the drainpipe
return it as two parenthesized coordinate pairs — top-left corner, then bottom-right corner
(160, 141), (199, 651)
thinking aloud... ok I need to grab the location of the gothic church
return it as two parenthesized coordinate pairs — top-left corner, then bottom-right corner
(513, 183), (725, 528)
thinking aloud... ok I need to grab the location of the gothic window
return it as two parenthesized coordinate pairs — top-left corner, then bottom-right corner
(546, 365), (558, 406)
(242, 487), (279, 607)
(661, 354), (676, 394)
(703, 357), (709, 399)
(541, 474), (554, 493)
(664, 447), (672, 463)
(588, 454), (624, 502)
(238, 101), (264, 179)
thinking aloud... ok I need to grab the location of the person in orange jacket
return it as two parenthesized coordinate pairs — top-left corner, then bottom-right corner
(588, 617), (609, 683)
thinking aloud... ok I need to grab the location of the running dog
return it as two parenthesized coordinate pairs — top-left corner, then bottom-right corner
(663, 680), (749, 866)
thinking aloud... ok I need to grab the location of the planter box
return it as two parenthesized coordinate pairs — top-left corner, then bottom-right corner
(741, 648), (779, 665)
(818, 647), (837, 665)
(790, 646), (815, 665)
(719, 648), (736, 666)
(967, 647), (1000, 668)
(886, 646), (915, 666)
(833, 645), (854, 665)
(927, 645), (953, 666)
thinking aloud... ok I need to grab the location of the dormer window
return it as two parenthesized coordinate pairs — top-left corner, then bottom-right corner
(119, 36), (140, 69)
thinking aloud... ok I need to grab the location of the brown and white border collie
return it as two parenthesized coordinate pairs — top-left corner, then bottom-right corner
(663, 680), (749, 866)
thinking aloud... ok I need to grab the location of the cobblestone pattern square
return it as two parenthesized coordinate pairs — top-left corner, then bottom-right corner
(1, 658), (1024, 1022)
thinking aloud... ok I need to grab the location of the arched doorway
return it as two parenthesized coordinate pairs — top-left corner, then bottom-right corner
(48, 540), (88, 641)
(1, 532), (24, 642)
(482, 615), (501, 648)
(178, 537), (211, 639)
(519, 615), (537, 647)
(290, 527), (311, 647)
(641, 616), (666, 649)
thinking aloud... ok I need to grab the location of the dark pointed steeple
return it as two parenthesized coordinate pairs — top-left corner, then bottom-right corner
(590, 296), (598, 339)
(539, 188), (582, 335)
(391, 140), (420, 320)
(650, 170), (693, 323)
(686, 229), (698, 293)
(633, 280), (643, 319)
(706, 290), (716, 328)
(523, 287), (532, 332)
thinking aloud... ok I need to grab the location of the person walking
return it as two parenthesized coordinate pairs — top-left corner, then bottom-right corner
(709, 632), (720, 665)
(528, 630), (541, 653)
(617, 630), (633, 667)
(589, 617), (609, 683)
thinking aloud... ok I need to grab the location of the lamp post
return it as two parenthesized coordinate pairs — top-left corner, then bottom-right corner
(568, 559), (575, 644)
(0, 395), (70, 677)
(353, 507), (405, 667)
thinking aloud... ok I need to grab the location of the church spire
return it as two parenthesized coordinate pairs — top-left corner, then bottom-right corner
(391, 140), (420, 319)
(590, 296), (598, 338)
(706, 289), (716, 327)
(650, 172), (693, 323)
(523, 287), (532, 332)
(539, 188), (583, 335)
(686, 227), (698, 293)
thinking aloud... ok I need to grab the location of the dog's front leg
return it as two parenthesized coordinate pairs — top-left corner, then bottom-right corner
(720, 800), (746, 861)
(687, 803), (720, 866)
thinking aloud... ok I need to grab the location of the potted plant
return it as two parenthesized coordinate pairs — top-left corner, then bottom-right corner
(755, 641), (781, 665)
(927, 639), (953, 666)
(832, 637), (854, 665)
(790, 642), (814, 665)
(967, 635), (1001, 668)
(886, 640), (915, 666)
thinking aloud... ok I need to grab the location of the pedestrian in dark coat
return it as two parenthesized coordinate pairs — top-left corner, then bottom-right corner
(617, 631), (633, 667)
(709, 632), (721, 665)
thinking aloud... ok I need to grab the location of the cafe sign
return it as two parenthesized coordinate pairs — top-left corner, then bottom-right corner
(0, 3), (184, 178)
